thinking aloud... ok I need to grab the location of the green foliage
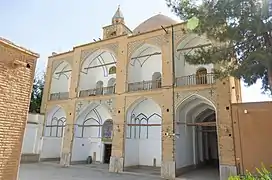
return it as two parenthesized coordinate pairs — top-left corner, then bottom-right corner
(166, 0), (272, 93)
(228, 165), (272, 180)
(29, 74), (45, 113)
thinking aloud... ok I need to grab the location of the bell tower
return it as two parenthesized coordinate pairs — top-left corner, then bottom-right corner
(103, 5), (132, 39)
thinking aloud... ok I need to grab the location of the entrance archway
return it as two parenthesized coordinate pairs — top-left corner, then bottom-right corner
(71, 103), (112, 164)
(124, 97), (162, 174)
(175, 94), (219, 179)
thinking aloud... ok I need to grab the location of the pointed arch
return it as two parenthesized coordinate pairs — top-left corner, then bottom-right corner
(50, 61), (72, 96)
(128, 44), (162, 89)
(79, 48), (117, 93)
(44, 105), (66, 137)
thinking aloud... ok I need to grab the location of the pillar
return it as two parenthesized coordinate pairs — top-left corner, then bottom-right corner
(161, 32), (176, 179)
(109, 37), (127, 172)
(216, 77), (237, 180)
(109, 95), (125, 172)
(60, 101), (76, 167)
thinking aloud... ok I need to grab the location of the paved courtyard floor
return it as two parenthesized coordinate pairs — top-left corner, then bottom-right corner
(19, 163), (162, 180)
(19, 162), (219, 180)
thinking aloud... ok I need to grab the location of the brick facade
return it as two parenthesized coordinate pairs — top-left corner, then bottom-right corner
(0, 39), (38, 180)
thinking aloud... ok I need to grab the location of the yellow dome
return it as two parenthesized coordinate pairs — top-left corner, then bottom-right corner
(133, 14), (177, 34)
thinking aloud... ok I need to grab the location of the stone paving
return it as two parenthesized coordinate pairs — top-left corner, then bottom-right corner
(19, 163), (162, 180)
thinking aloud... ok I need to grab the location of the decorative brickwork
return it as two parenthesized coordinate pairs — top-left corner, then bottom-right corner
(0, 39), (38, 180)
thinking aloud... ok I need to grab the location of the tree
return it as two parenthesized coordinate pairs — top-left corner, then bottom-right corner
(29, 74), (44, 113)
(166, 0), (272, 93)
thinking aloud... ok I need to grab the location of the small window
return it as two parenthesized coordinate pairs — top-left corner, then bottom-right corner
(109, 66), (116, 74)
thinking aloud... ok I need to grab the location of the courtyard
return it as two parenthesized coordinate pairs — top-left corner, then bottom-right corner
(18, 163), (161, 180)
(19, 162), (219, 180)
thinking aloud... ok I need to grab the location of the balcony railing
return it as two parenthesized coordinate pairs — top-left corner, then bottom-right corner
(175, 73), (214, 87)
(128, 80), (162, 92)
(79, 86), (115, 98)
(49, 92), (69, 101)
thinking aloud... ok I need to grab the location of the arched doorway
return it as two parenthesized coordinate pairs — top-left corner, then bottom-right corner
(95, 81), (104, 95)
(71, 103), (112, 164)
(196, 68), (207, 85)
(124, 98), (162, 174)
(102, 120), (113, 164)
(152, 72), (162, 89)
(40, 106), (66, 161)
(175, 95), (219, 179)
(106, 78), (116, 94)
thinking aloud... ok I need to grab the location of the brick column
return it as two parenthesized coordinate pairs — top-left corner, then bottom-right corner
(60, 102), (76, 167)
(109, 37), (127, 172)
(109, 95), (126, 172)
(161, 33), (176, 179)
(216, 78), (237, 180)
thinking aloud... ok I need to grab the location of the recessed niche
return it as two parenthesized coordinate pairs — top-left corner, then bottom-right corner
(226, 106), (229, 110)
(166, 109), (169, 112)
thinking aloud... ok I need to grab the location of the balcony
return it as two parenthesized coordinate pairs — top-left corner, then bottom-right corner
(49, 92), (69, 101)
(79, 86), (115, 98)
(175, 73), (215, 87)
(128, 80), (162, 92)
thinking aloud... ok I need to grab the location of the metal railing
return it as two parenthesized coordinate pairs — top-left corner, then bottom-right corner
(79, 86), (115, 97)
(175, 73), (214, 87)
(128, 80), (162, 92)
(49, 92), (69, 101)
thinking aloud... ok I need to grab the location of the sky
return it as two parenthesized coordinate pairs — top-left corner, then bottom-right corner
(0, 0), (271, 102)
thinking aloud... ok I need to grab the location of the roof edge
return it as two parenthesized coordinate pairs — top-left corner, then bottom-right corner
(0, 37), (40, 58)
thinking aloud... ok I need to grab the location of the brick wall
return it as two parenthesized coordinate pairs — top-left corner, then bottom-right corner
(0, 42), (37, 180)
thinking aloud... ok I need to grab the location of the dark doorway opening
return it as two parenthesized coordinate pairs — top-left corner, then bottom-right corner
(103, 144), (112, 164)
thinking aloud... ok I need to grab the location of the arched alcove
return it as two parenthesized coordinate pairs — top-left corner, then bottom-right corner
(196, 68), (208, 84)
(40, 106), (66, 160)
(151, 72), (162, 89)
(95, 81), (104, 95)
(175, 94), (218, 177)
(50, 61), (72, 100)
(78, 49), (117, 97)
(125, 98), (162, 169)
(175, 34), (214, 86)
(71, 102), (113, 164)
(128, 44), (162, 92)
(105, 78), (116, 95)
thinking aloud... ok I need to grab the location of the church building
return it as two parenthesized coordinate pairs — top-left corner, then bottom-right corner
(40, 6), (241, 180)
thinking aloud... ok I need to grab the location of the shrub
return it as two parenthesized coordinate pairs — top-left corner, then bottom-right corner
(229, 165), (272, 180)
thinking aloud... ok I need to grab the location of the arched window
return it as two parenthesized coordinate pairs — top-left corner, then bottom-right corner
(109, 66), (116, 74)
(196, 68), (207, 84)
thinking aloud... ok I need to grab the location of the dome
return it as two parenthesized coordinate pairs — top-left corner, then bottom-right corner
(133, 14), (177, 34)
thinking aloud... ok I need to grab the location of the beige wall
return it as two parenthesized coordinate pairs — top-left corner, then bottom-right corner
(232, 102), (272, 174)
(0, 40), (38, 180)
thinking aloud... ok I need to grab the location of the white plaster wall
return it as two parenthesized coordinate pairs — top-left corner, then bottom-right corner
(50, 61), (72, 94)
(125, 98), (162, 167)
(40, 106), (66, 159)
(128, 44), (162, 83)
(22, 114), (44, 154)
(72, 104), (112, 162)
(79, 50), (117, 91)
(40, 137), (62, 159)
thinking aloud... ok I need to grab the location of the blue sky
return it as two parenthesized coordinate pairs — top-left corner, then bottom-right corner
(0, 0), (271, 102)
